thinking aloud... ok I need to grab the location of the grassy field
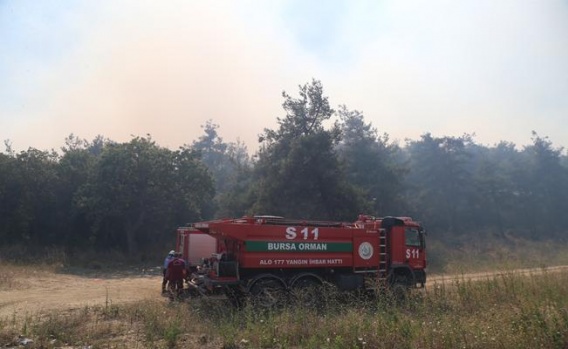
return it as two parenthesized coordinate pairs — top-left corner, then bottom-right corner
(1, 269), (567, 348)
(1, 239), (568, 348)
(427, 237), (568, 274)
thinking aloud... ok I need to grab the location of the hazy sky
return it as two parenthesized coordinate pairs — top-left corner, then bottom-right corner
(1, 0), (567, 153)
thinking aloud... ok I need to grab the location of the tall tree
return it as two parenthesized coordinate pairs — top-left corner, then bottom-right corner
(467, 141), (521, 236)
(337, 105), (406, 215)
(191, 121), (252, 217)
(253, 80), (364, 220)
(192, 121), (231, 193)
(78, 136), (213, 255)
(404, 133), (474, 235)
(0, 151), (19, 244)
(55, 135), (101, 247)
(520, 132), (568, 238)
(0, 148), (59, 245)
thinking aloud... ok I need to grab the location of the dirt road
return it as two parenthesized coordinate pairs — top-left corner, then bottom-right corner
(0, 267), (163, 320)
(427, 265), (568, 286)
(1, 265), (567, 320)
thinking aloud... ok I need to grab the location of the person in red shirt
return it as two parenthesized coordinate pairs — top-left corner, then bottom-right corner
(166, 252), (186, 300)
(162, 250), (175, 293)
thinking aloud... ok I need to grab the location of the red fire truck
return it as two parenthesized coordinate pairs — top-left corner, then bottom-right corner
(180, 214), (426, 307)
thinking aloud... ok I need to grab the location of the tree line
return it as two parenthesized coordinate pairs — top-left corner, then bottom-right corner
(1, 80), (567, 256)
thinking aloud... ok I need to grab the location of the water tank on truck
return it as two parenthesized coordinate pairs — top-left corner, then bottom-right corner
(176, 227), (218, 266)
(187, 214), (426, 308)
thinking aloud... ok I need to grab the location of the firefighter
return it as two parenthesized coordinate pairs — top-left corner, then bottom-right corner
(162, 250), (175, 293)
(166, 252), (187, 300)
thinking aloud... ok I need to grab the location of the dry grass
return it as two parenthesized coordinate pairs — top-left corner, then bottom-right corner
(1, 270), (567, 348)
(0, 263), (24, 290)
(0, 262), (14, 290)
(2, 241), (568, 348)
(0, 261), (62, 291)
(428, 237), (568, 275)
(0, 299), (225, 348)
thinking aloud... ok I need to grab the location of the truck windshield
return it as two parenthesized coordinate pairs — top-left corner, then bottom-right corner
(405, 228), (423, 247)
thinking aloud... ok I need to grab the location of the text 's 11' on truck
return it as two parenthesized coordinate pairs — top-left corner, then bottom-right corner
(180, 214), (426, 307)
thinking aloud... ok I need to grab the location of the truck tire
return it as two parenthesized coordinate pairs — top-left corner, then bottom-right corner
(250, 278), (286, 309)
(291, 278), (322, 308)
(390, 275), (410, 303)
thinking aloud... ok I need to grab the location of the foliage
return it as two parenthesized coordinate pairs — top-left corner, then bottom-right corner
(520, 132), (568, 238)
(1, 80), (568, 258)
(0, 135), (214, 256)
(79, 136), (213, 255)
(336, 105), (406, 215)
(403, 133), (476, 236)
(190, 120), (253, 217)
(252, 79), (364, 220)
(0, 147), (60, 245)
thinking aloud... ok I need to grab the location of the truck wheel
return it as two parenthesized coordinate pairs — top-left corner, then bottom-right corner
(390, 276), (410, 303)
(292, 278), (321, 308)
(250, 278), (286, 309)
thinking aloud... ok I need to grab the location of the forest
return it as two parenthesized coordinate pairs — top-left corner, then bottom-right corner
(1, 80), (567, 262)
